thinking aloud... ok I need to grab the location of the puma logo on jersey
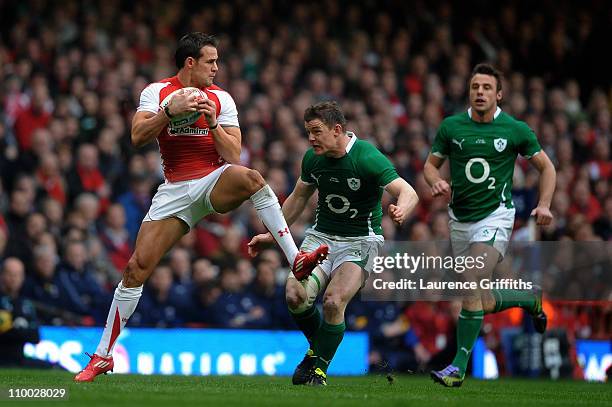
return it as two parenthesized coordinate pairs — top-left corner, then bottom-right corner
(460, 347), (470, 355)
(311, 174), (321, 184)
(452, 138), (465, 150)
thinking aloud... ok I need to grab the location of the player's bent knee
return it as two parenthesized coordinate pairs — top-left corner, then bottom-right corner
(286, 284), (309, 312)
(287, 292), (310, 313)
(481, 294), (496, 313)
(123, 256), (149, 287)
(245, 169), (266, 195)
(462, 295), (482, 310)
(322, 293), (344, 316)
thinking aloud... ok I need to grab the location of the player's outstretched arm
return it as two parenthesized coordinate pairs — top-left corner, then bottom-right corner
(424, 154), (450, 197)
(528, 151), (556, 226)
(247, 179), (316, 257)
(385, 178), (419, 225)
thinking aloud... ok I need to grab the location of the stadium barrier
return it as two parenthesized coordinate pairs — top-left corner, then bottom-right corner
(473, 334), (610, 382)
(24, 327), (368, 376)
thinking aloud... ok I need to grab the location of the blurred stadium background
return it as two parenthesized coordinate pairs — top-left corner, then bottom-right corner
(0, 0), (610, 382)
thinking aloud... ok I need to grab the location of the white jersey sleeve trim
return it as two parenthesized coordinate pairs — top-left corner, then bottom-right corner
(137, 82), (171, 114)
(209, 89), (239, 127)
(523, 150), (541, 159)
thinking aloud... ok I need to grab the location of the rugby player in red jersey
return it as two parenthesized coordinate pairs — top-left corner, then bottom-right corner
(75, 33), (327, 382)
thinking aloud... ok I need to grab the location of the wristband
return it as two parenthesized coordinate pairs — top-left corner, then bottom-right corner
(209, 122), (218, 130)
(164, 105), (174, 119)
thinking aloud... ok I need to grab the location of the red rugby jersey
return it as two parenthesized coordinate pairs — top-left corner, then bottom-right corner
(136, 76), (239, 182)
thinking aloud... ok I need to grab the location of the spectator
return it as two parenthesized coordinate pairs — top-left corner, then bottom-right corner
(248, 259), (287, 329)
(133, 264), (186, 327)
(36, 153), (67, 206)
(99, 203), (132, 272)
(3, 190), (33, 262)
(213, 265), (267, 329)
(65, 144), (110, 206)
(22, 245), (87, 324)
(568, 179), (602, 223)
(13, 85), (52, 152)
(168, 247), (192, 288)
(57, 240), (109, 323)
(0, 257), (54, 368)
(116, 173), (152, 243)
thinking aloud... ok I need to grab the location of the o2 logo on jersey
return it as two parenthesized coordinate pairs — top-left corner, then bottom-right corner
(325, 194), (358, 218)
(465, 158), (496, 190)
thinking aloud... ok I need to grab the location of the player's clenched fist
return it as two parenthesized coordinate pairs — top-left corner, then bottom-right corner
(201, 99), (218, 127)
(530, 206), (553, 226)
(431, 179), (450, 197)
(388, 204), (407, 225)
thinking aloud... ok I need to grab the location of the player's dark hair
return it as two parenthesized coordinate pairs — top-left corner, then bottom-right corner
(470, 63), (503, 92)
(304, 101), (347, 130)
(175, 32), (218, 69)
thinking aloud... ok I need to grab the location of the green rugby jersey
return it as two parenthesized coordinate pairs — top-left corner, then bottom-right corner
(301, 133), (399, 237)
(431, 108), (541, 222)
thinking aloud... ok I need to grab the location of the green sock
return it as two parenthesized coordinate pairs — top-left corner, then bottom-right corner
(451, 309), (484, 375)
(489, 289), (539, 314)
(313, 321), (345, 373)
(290, 305), (322, 347)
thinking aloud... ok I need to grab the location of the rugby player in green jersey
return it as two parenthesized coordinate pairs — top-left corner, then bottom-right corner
(425, 64), (556, 387)
(248, 101), (419, 386)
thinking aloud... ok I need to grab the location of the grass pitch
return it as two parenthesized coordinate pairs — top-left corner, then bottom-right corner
(0, 369), (610, 407)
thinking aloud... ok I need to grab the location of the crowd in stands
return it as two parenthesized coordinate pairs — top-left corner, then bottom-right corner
(1, 0), (611, 372)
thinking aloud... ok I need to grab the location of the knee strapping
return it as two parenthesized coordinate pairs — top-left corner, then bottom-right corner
(289, 268), (326, 313)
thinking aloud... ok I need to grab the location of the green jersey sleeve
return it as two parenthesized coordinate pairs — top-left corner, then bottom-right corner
(300, 149), (316, 184)
(362, 144), (400, 187)
(431, 121), (450, 158)
(517, 122), (542, 158)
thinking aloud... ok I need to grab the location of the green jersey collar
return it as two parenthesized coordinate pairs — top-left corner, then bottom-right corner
(468, 107), (501, 121)
(345, 131), (357, 153)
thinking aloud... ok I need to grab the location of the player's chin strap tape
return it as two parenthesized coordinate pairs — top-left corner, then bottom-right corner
(291, 267), (327, 313)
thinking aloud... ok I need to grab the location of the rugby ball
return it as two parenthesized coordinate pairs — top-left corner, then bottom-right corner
(160, 87), (207, 128)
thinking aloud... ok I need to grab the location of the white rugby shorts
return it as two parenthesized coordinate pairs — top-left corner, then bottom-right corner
(296, 229), (383, 280)
(143, 164), (231, 229)
(449, 205), (515, 258)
